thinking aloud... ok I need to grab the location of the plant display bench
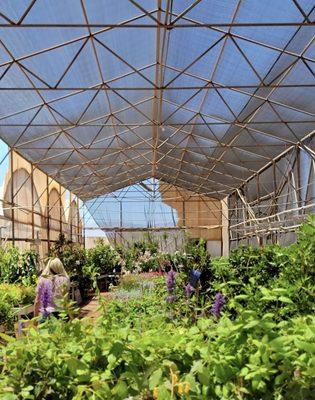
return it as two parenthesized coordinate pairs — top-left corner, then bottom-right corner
(13, 304), (34, 338)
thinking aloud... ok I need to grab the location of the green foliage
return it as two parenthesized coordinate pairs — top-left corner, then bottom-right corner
(50, 233), (87, 281)
(110, 275), (159, 301)
(228, 244), (292, 287)
(58, 244), (86, 276)
(0, 217), (314, 399)
(19, 249), (39, 286)
(50, 234), (92, 294)
(184, 239), (211, 273)
(49, 233), (68, 257)
(86, 239), (122, 276)
(119, 239), (160, 272)
(60, 243), (89, 294)
(0, 302), (314, 399)
(0, 283), (35, 329)
(116, 274), (149, 291)
(0, 245), (20, 284)
(132, 238), (159, 255)
(0, 246), (37, 329)
(288, 214), (315, 277)
(203, 218), (314, 321)
(0, 245), (38, 286)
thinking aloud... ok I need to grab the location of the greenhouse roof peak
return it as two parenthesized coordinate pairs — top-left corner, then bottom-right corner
(0, 0), (314, 200)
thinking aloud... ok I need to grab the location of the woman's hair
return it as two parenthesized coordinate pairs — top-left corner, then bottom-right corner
(41, 257), (69, 279)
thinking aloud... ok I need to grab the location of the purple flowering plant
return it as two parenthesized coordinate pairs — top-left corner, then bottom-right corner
(185, 283), (195, 297)
(166, 269), (176, 303)
(38, 279), (54, 317)
(211, 292), (225, 318)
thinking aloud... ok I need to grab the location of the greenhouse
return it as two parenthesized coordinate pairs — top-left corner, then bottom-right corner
(0, 0), (314, 399)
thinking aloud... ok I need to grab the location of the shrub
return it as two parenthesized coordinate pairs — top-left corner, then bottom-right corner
(0, 246), (38, 286)
(120, 239), (160, 272)
(209, 217), (315, 320)
(0, 283), (35, 329)
(86, 239), (122, 276)
(0, 307), (314, 399)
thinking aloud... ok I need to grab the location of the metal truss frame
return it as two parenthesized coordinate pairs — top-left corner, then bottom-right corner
(0, 0), (314, 245)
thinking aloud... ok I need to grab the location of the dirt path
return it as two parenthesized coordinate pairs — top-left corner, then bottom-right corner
(80, 292), (111, 319)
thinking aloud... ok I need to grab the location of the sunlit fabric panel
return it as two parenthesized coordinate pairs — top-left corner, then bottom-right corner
(0, 0), (313, 201)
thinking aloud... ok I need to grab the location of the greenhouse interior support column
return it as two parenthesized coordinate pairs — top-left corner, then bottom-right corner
(81, 201), (84, 245)
(272, 161), (278, 245)
(31, 164), (35, 243)
(221, 197), (229, 257)
(256, 175), (263, 247)
(59, 184), (63, 238)
(77, 198), (80, 243)
(77, 197), (81, 243)
(46, 175), (50, 251)
(120, 201), (123, 229)
(70, 193), (73, 242)
(10, 150), (15, 245)
(82, 204), (86, 249)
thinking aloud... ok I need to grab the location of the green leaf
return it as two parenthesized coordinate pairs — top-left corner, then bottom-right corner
(278, 296), (293, 304)
(1, 394), (17, 400)
(244, 320), (260, 329)
(0, 333), (15, 343)
(66, 358), (88, 374)
(234, 295), (249, 300)
(295, 340), (315, 353)
(111, 381), (128, 397)
(198, 369), (209, 386)
(157, 385), (171, 400)
(149, 369), (163, 389)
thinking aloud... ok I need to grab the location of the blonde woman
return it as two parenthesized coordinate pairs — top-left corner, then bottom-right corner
(34, 258), (70, 319)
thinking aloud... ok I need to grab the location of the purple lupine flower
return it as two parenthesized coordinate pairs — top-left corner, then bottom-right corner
(166, 269), (176, 293)
(18, 321), (25, 335)
(185, 283), (195, 297)
(166, 269), (176, 302)
(166, 294), (177, 303)
(38, 278), (54, 316)
(211, 293), (225, 318)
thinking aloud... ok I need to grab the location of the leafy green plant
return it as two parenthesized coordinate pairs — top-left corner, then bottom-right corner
(184, 239), (211, 273)
(86, 239), (122, 277)
(50, 234), (95, 296)
(0, 283), (35, 329)
(0, 217), (314, 399)
(0, 245), (21, 284)
(291, 214), (315, 276)
(0, 303), (314, 399)
(0, 246), (38, 286)
(121, 239), (160, 272)
(19, 249), (39, 286)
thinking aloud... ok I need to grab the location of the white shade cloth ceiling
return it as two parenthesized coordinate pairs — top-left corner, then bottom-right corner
(0, 0), (314, 200)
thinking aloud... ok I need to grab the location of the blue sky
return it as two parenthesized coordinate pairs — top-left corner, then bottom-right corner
(85, 179), (178, 230)
(0, 139), (9, 187)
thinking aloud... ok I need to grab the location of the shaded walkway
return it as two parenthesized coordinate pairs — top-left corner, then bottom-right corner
(80, 292), (111, 319)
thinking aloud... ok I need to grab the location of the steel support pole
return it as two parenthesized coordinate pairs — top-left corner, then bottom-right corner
(31, 164), (35, 243)
(10, 150), (15, 245)
(46, 175), (50, 251)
